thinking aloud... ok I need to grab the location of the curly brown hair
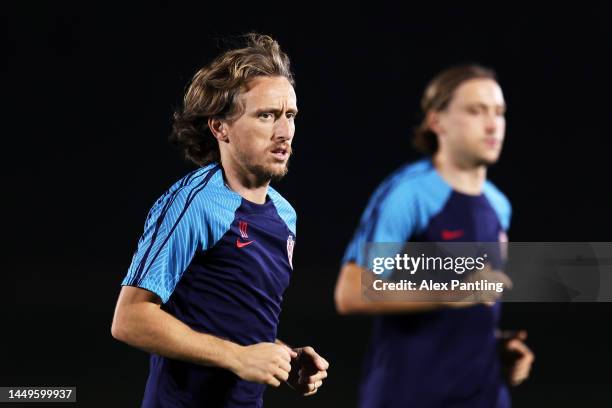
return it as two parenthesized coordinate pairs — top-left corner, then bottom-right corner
(170, 33), (294, 166)
(413, 64), (497, 155)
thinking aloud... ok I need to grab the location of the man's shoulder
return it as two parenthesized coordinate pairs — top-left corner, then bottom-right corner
(155, 164), (239, 217)
(390, 158), (439, 186)
(267, 186), (297, 234)
(267, 186), (294, 210)
(483, 180), (512, 229)
(374, 159), (448, 206)
(174, 163), (220, 190)
(483, 180), (511, 212)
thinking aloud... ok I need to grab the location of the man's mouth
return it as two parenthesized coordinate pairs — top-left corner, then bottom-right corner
(270, 146), (290, 161)
(484, 137), (500, 148)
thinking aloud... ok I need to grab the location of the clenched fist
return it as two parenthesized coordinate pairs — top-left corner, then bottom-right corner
(230, 342), (297, 387)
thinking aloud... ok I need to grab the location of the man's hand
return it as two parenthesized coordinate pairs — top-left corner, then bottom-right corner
(498, 330), (534, 386)
(231, 343), (297, 387)
(286, 346), (329, 396)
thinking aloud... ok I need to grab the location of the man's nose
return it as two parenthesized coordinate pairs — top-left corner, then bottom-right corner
(274, 116), (294, 140)
(484, 113), (498, 134)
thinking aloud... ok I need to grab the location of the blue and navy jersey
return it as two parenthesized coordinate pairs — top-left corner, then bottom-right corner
(343, 159), (512, 408)
(122, 163), (296, 408)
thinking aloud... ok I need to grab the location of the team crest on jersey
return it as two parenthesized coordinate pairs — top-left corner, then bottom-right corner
(239, 220), (249, 239)
(287, 235), (295, 269)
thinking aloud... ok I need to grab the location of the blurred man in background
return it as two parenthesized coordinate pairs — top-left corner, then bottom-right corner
(335, 64), (533, 407)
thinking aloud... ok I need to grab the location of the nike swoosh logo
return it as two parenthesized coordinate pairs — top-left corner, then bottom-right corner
(236, 239), (254, 248)
(441, 229), (464, 240)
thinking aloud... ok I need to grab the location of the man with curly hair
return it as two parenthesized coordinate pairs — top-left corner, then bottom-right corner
(111, 34), (328, 408)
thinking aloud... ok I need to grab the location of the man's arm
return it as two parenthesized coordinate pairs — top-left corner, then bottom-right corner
(111, 286), (292, 387)
(334, 262), (507, 314)
(335, 262), (454, 314)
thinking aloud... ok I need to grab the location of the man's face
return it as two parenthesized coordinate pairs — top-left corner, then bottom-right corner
(223, 76), (297, 182)
(435, 78), (506, 166)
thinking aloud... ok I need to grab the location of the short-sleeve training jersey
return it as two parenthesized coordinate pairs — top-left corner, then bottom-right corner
(122, 163), (296, 408)
(343, 159), (512, 408)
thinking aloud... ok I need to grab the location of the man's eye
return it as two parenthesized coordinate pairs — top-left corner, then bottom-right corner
(286, 112), (296, 119)
(259, 112), (273, 119)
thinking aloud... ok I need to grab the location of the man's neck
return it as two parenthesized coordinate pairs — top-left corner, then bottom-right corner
(221, 161), (270, 205)
(433, 152), (487, 195)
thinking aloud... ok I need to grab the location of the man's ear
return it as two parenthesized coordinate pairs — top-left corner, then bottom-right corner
(426, 110), (444, 136)
(208, 118), (228, 142)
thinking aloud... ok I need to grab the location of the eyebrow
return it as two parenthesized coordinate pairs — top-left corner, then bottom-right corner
(255, 107), (299, 115)
(466, 102), (507, 111)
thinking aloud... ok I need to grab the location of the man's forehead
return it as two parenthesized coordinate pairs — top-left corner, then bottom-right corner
(453, 78), (505, 105)
(240, 76), (297, 106)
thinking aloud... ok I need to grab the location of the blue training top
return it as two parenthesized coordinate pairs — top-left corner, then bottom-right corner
(343, 159), (512, 408)
(122, 163), (296, 408)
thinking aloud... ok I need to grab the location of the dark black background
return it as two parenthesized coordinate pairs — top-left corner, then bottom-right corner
(3, 3), (612, 407)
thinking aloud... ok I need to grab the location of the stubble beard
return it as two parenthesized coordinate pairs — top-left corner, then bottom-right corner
(235, 149), (291, 185)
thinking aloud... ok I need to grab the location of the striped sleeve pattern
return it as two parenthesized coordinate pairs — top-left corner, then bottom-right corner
(122, 165), (228, 302)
